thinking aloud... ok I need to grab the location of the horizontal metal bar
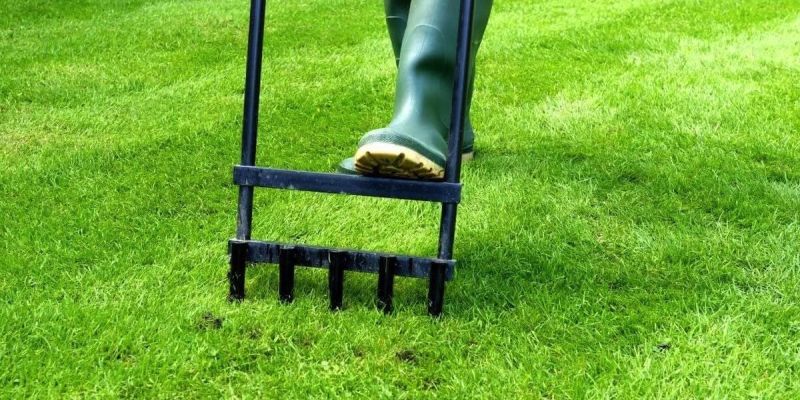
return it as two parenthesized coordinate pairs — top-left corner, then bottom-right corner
(229, 239), (455, 281)
(233, 166), (461, 203)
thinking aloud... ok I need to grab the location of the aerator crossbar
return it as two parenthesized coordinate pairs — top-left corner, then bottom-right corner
(229, 0), (476, 316)
(233, 166), (462, 203)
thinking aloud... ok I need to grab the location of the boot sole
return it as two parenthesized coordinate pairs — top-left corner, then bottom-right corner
(355, 143), (473, 180)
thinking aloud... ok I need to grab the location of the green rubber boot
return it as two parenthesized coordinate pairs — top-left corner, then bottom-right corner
(339, 0), (492, 179)
(382, 0), (480, 156)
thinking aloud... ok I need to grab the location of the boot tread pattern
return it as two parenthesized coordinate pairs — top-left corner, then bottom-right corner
(355, 143), (444, 180)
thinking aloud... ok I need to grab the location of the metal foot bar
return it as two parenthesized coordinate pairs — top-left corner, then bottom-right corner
(234, 166), (461, 203)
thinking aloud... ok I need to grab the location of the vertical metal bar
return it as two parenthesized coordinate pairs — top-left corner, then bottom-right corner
(377, 256), (397, 314)
(432, 0), (476, 316)
(278, 246), (295, 303)
(228, 241), (249, 301)
(442, 0), (476, 184)
(329, 251), (347, 311)
(427, 261), (447, 316)
(236, 0), (268, 240)
(438, 0), (476, 258)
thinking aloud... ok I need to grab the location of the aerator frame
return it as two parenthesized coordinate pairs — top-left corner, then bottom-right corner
(228, 0), (477, 316)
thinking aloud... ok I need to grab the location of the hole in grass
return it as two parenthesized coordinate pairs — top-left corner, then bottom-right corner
(246, 327), (262, 340)
(423, 376), (443, 391)
(395, 349), (417, 364)
(196, 311), (223, 331)
(655, 342), (672, 352)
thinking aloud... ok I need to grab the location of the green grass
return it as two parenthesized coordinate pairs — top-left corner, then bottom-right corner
(2, 0), (800, 397)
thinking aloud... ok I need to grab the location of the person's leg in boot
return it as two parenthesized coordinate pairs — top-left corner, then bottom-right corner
(339, 0), (492, 179)
(338, 0), (410, 174)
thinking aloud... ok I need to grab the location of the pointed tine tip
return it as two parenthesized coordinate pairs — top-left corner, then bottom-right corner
(427, 261), (447, 317)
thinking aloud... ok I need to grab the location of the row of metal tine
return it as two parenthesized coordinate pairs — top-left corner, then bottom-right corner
(274, 246), (447, 315)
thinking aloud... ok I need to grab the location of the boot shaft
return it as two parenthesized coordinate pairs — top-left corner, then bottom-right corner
(384, 0), (411, 64)
(391, 0), (493, 139)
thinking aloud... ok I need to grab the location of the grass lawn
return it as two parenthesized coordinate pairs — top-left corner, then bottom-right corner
(2, 0), (800, 397)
